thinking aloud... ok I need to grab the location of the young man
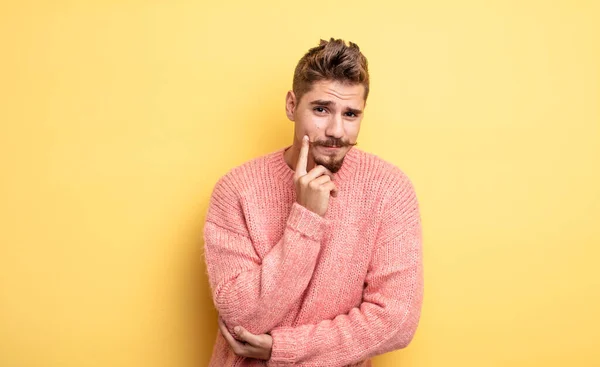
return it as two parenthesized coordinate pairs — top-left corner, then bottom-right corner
(203, 38), (424, 366)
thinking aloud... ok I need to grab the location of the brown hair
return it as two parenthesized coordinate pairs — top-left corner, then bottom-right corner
(292, 38), (370, 102)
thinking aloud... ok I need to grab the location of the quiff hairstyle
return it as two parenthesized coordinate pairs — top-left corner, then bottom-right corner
(292, 38), (370, 103)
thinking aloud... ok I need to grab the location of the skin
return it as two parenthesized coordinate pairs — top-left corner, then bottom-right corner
(219, 79), (367, 360)
(283, 79), (366, 175)
(218, 317), (273, 360)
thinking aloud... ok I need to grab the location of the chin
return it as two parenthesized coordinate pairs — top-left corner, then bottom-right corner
(314, 153), (346, 173)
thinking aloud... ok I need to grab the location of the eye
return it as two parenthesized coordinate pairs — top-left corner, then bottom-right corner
(313, 107), (327, 114)
(345, 111), (357, 117)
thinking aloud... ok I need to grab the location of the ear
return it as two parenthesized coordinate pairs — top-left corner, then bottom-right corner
(285, 90), (296, 121)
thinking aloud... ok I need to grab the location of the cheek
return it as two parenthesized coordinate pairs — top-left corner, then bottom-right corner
(296, 113), (326, 134)
(312, 117), (329, 131)
(347, 121), (361, 136)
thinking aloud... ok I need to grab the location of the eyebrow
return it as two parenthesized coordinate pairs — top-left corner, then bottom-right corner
(310, 99), (334, 106)
(309, 99), (363, 115)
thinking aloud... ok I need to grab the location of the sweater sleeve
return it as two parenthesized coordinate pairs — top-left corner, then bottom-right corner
(266, 172), (424, 366)
(203, 174), (330, 338)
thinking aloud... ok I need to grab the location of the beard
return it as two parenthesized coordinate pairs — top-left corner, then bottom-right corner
(313, 151), (346, 173)
(309, 137), (357, 173)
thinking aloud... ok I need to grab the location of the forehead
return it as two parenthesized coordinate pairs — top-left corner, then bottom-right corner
(302, 80), (365, 108)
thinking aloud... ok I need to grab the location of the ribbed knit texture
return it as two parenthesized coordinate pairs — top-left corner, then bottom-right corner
(203, 145), (424, 367)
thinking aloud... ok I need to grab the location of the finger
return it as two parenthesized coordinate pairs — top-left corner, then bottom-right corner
(234, 326), (261, 347)
(218, 318), (240, 345)
(295, 135), (309, 178)
(303, 165), (334, 182)
(310, 174), (331, 188)
(219, 317), (241, 347)
(322, 181), (338, 197)
(310, 175), (338, 198)
(218, 318), (248, 356)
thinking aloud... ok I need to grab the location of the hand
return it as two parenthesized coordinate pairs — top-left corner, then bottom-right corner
(218, 317), (273, 361)
(294, 135), (338, 217)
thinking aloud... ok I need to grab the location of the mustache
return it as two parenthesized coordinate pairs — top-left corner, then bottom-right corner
(309, 138), (358, 148)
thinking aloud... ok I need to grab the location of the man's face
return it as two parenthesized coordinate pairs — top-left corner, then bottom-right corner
(286, 79), (366, 173)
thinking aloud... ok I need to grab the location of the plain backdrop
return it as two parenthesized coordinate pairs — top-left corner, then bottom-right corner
(1, 1), (599, 366)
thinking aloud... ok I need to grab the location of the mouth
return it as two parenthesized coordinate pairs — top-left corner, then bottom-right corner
(317, 145), (343, 153)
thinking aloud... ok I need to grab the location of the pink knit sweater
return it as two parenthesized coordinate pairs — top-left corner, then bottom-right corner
(203, 145), (424, 366)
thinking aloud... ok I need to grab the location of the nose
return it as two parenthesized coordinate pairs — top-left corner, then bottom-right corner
(325, 113), (344, 139)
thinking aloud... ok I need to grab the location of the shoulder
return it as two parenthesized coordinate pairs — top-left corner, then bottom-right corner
(205, 150), (277, 232)
(351, 148), (420, 222)
(211, 149), (278, 197)
(352, 147), (416, 193)
(350, 149), (421, 237)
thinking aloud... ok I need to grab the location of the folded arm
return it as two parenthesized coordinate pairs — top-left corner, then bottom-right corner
(266, 173), (424, 366)
(203, 175), (329, 337)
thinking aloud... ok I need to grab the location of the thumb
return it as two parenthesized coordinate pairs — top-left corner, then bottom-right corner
(234, 326), (260, 345)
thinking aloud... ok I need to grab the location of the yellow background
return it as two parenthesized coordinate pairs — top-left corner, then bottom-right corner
(1, 1), (599, 366)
